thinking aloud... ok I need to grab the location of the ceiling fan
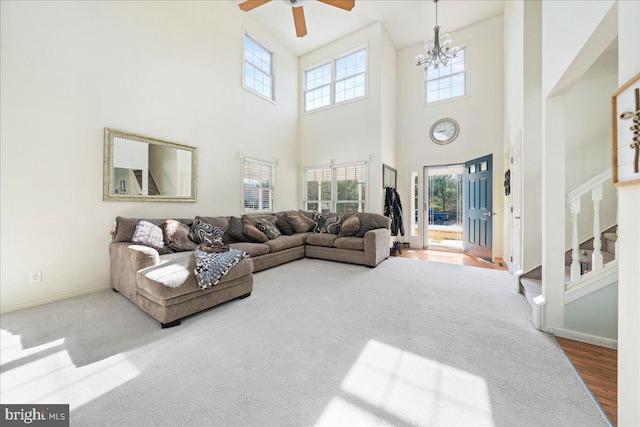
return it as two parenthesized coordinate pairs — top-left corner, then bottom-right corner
(238, 0), (356, 38)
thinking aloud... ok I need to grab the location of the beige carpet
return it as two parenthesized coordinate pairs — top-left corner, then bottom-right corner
(1, 257), (608, 426)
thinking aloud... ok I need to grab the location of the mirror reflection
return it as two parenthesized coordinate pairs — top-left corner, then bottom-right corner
(104, 128), (197, 202)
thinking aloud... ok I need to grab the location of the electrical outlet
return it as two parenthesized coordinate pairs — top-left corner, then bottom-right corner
(29, 271), (42, 283)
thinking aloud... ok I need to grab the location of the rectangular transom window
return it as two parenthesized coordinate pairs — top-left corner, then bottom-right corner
(305, 48), (366, 112)
(425, 47), (465, 104)
(244, 34), (274, 101)
(303, 162), (367, 213)
(243, 158), (275, 213)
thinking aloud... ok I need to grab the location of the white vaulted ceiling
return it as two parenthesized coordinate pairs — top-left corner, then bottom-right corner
(236, 0), (505, 56)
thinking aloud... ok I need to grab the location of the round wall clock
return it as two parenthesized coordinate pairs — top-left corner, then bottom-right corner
(430, 118), (460, 145)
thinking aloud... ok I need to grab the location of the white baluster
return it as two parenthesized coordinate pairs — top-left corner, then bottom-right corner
(570, 198), (581, 282)
(591, 185), (603, 271)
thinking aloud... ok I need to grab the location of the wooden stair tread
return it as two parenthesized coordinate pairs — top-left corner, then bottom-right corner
(602, 232), (617, 241)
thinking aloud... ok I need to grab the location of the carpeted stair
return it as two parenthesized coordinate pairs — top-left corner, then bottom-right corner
(519, 226), (617, 309)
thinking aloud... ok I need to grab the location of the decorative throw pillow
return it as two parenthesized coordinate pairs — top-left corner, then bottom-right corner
(189, 218), (223, 244)
(338, 215), (360, 237)
(287, 214), (317, 233)
(323, 216), (344, 234)
(256, 218), (281, 240)
(355, 215), (381, 237)
(132, 220), (169, 252)
(228, 216), (249, 242)
(312, 212), (328, 233)
(276, 214), (295, 235)
(243, 220), (269, 243)
(164, 220), (198, 251)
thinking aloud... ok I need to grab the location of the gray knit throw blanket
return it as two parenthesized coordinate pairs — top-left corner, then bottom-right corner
(193, 249), (249, 290)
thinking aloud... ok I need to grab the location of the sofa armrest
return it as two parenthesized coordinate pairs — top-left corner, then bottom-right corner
(363, 228), (391, 267)
(109, 242), (160, 303)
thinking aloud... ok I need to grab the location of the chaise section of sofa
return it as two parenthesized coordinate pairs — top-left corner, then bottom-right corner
(110, 217), (254, 328)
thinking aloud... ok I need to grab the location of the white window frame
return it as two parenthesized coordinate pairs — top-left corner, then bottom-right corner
(424, 46), (466, 104)
(303, 46), (367, 113)
(302, 161), (368, 213)
(243, 157), (275, 214)
(243, 33), (275, 102)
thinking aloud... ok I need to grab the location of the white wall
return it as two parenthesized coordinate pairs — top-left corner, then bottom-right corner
(298, 23), (386, 214)
(565, 283), (618, 340)
(380, 26), (397, 211)
(149, 145), (178, 195)
(564, 49), (618, 246)
(0, 1), (299, 312)
(397, 15), (505, 257)
(617, 1), (640, 425)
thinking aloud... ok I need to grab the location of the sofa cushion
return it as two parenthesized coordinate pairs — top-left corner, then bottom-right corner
(264, 235), (304, 252)
(243, 220), (269, 243)
(132, 220), (167, 250)
(137, 252), (253, 300)
(287, 214), (316, 233)
(358, 213), (391, 229)
(114, 217), (165, 242)
(312, 212), (327, 233)
(196, 216), (233, 244)
(306, 233), (338, 248)
(276, 214), (295, 235)
(189, 218), (223, 244)
(256, 218), (281, 240)
(229, 242), (270, 257)
(334, 236), (365, 251)
(228, 216), (249, 242)
(323, 215), (344, 234)
(355, 215), (382, 237)
(164, 220), (198, 252)
(338, 215), (360, 237)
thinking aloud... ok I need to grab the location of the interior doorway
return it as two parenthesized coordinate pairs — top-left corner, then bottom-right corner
(423, 164), (464, 251)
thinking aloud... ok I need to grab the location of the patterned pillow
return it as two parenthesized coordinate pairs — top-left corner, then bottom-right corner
(164, 220), (198, 251)
(132, 220), (168, 251)
(243, 220), (269, 243)
(338, 215), (360, 237)
(256, 218), (281, 240)
(323, 216), (344, 234)
(287, 214), (317, 233)
(189, 218), (223, 244)
(355, 215), (381, 237)
(227, 216), (249, 242)
(276, 214), (295, 235)
(312, 212), (328, 233)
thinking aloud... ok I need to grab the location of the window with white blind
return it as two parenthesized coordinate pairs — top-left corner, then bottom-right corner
(303, 163), (367, 213)
(244, 34), (274, 101)
(425, 47), (466, 104)
(243, 158), (275, 213)
(304, 48), (366, 112)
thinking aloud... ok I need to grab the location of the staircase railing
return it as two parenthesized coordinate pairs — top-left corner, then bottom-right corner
(565, 168), (613, 282)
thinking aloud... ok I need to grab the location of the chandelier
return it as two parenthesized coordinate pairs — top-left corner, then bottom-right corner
(415, 0), (459, 70)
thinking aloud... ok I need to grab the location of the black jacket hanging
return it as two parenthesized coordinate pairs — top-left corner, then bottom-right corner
(384, 186), (405, 237)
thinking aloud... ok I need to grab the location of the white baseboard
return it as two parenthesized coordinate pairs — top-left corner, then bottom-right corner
(0, 285), (111, 314)
(544, 326), (618, 350)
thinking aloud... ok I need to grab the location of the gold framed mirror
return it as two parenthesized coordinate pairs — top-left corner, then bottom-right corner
(103, 128), (197, 202)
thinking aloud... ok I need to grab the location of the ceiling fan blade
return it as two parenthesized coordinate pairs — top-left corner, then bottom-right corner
(317, 0), (355, 11)
(238, 0), (271, 12)
(292, 6), (308, 38)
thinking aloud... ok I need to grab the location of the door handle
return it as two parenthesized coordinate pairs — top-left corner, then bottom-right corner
(483, 212), (497, 217)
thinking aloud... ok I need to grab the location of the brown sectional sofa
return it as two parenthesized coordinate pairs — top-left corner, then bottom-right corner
(110, 212), (391, 327)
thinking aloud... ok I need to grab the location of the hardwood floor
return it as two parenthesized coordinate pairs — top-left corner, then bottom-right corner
(398, 248), (508, 271)
(556, 337), (618, 426)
